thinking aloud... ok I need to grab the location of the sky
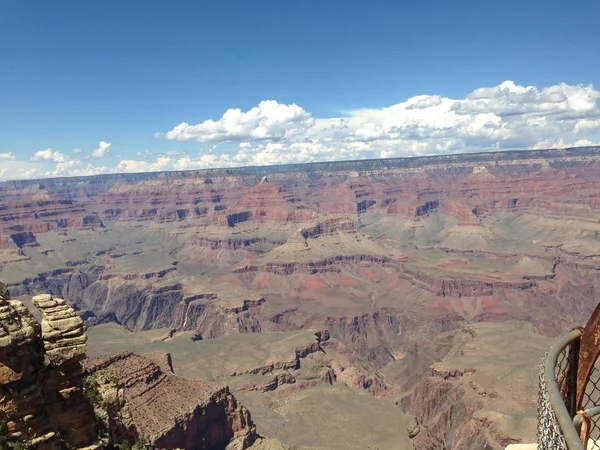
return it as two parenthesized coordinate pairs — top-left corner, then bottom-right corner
(0, 0), (599, 180)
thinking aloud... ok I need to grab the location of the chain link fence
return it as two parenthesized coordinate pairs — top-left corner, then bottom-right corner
(580, 357), (600, 442)
(538, 352), (570, 449)
(537, 330), (585, 450)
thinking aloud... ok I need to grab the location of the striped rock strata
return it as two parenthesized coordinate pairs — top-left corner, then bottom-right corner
(0, 286), (100, 449)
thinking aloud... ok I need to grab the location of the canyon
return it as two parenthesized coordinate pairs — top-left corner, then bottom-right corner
(0, 286), (261, 449)
(2, 146), (600, 448)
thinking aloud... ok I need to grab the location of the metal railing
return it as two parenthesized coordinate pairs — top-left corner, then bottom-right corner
(536, 296), (600, 450)
(538, 329), (583, 450)
(538, 325), (600, 449)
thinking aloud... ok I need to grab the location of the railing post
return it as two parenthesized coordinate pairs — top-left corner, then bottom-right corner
(566, 332), (581, 416)
(577, 302), (600, 411)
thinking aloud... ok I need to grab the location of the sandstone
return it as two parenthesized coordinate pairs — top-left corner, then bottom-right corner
(0, 290), (99, 449)
(33, 294), (87, 365)
(1, 287), (264, 449)
(4, 148), (600, 448)
(83, 351), (258, 449)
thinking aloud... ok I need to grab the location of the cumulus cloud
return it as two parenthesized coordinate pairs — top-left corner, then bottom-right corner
(406, 95), (443, 110)
(3, 81), (600, 181)
(91, 141), (112, 158)
(72, 147), (82, 154)
(30, 149), (71, 163)
(573, 138), (599, 147)
(156, 100), (315, 143)
(155, 80), (599, 163)
(0, 152), (16, 161)
(453, 81), (599, 118)
(0, 159), (45, 180)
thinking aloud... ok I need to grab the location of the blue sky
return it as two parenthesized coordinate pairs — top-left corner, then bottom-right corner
(0, 0), (599, 179)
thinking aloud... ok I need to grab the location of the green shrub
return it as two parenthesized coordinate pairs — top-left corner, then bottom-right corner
(0, 420), (27, 449)
(133, 437), (151, 449)
(83, 375), (103, 406)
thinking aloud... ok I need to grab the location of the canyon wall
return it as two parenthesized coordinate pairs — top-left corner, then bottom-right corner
(0, 286), (100, 449)
(3, 147), (600, 447)
(0, 284), (259, 450)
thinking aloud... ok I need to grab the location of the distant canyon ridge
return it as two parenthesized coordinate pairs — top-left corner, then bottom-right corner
(2, 146), (600, 449)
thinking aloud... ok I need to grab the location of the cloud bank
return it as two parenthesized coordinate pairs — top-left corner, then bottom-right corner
(2, 81), (599, 180)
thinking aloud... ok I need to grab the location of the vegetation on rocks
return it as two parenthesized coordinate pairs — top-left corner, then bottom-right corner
(0, 421), (26, 450)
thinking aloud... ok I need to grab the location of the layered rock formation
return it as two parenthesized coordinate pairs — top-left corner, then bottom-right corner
(82, 352), (257, 450)
(4, 146), (600, 447)
(0, 286), (100, 449)
(0, 285), (261, 450)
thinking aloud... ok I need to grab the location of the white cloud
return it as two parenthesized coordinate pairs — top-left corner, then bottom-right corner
(72, 147), (82, 154)
(31, 148), (71, 163)
(155, 81), (600, 161)
(91, 141), (112, 158)
(2, 81), (600, 181)
(156, 100), (315, 143)
(49, 160), (82, 177)
(406, 95), (443, 110)
(573, 138), (600, 147)
(116, 155), (177, 173)
(0, 160), (44, 180)
(0, 152), (16, 161)
(453, 81), (599, 118)
(574, 119), (600, 134)
(532, 138), (566, 150)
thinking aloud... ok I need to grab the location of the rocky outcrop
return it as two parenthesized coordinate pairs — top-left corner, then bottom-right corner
(298, 217), (357, 239)
(5, 147), (600, 448)
(415, 199), (440, 217)
(196, 300), (263, 339)
(143, 350), (175, 374)
(0, 287), (100, 449)
(33, 294), (88, 366)
(259, 373), (296, 392)
(0, 285), (263, 449)
(399, 266), (537, 298)
(397, 322), (548, 449)
(9, 231), (39, 248)
(83, 351), (258, 449)
(230, 340), (326, 377)
(398, 375), (486, 449)
(194, 237), (286, 252)
(0, 186), (104, 235)
(233, 254), (395, 275)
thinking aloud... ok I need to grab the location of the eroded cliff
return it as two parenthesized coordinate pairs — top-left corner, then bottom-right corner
(0, 284), (260, 450)
(4, 148), (600, 448)
(82, 352), (257, 450)
(0, 285), (100, 449)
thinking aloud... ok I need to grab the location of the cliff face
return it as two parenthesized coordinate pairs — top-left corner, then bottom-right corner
(82, 352), (257, 450)
(5, 148), (600, 447)
(0, 287), (100, 449)
(0, 284), (260, 450)
(397, 322), (553, 449)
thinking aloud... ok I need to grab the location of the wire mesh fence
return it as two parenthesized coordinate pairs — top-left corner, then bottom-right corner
(537, 330), (584, 450)
(538, 351), (570, 450)
(580, 358), (600, 441)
